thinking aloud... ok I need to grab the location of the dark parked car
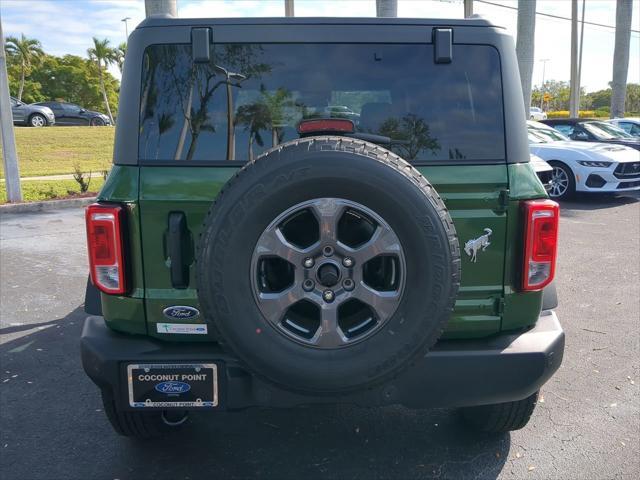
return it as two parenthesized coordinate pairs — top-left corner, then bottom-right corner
(10, 97), (55, 127)
(541, 118), (640, 150)
(33, 101), (111, 126)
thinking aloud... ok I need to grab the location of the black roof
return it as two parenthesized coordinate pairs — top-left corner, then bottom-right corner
(542, 118), (599, 124)
(137, 16), (499, 30)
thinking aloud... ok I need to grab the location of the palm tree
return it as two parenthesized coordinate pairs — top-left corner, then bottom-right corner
(155, 113), (175, 159)
(87, 37), (116, 124)
(235, 102), (270, 160)
(260, 87), (294, 147)
(611, 0), (633, 118)
(4, 34), (44, 101)
(516, 0), (536, 118)
(115, 42), (127, 73)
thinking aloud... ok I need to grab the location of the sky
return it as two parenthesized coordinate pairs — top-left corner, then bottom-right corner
(1, 0), (639, 92)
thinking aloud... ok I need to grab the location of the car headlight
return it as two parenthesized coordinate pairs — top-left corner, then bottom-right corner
(578, 160), (612, 168)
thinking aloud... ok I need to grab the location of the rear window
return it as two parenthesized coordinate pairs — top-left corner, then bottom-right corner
(139, 43), (504, 163)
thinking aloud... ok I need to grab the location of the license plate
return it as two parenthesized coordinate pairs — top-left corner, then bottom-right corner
(127, 363), (218, 408)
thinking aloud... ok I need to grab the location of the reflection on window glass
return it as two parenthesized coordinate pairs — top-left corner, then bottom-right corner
(553, 125), (574, 137)
(140, 43), (505, 162)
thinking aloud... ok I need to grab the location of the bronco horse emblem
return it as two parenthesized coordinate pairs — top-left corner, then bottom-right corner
(464, 228), (492, 263)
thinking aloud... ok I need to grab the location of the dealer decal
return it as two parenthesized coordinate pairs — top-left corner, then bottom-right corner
(156, 323), (208, 335)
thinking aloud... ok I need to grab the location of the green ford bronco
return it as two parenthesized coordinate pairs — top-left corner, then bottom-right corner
(81, 16), (564, 439)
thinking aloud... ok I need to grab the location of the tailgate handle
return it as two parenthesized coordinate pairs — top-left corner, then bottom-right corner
(168, 212), (190, 289)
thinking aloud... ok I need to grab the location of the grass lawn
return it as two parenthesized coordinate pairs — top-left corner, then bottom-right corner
(0, 126), (114, 178)
(0, 177), (105, 204)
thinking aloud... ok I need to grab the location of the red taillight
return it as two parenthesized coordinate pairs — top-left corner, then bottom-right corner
(522, 199), (559, 291)
(86, 203), (126, 294)
(297, 118), (355, 134)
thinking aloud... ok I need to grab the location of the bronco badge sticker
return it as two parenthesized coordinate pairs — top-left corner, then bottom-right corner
(464, 228), (492, 263)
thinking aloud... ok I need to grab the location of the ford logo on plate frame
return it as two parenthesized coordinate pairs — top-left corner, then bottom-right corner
(162, 305), (200, 320)
(155, 381), (191, 394)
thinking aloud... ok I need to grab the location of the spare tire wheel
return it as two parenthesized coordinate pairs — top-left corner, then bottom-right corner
(196, 137), (460, 393)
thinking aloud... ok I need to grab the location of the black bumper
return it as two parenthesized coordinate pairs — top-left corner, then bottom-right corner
(81, 311), (564, 411)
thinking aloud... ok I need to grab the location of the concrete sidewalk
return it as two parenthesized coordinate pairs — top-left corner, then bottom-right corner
(0, 173), (77, 182)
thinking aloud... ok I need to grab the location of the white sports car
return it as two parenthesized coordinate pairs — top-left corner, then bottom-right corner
(527, 120), (640, 200)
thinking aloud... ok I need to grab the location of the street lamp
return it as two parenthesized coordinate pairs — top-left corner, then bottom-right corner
(214, 65), (246, 161)
(121, 17), (131, 39)
(539, 58), (550, 109)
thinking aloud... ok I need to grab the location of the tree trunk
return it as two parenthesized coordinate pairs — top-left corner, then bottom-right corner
(516, 0), (536, 118)
(611, 0), (633, 118)
(569, 0), (579, 117)
(18, 60), (25, 101)
(97, 62), (115, 124)
(376, 0), (397, 17)
(145, 0), (177, 17)
(174, 80), (194, 160)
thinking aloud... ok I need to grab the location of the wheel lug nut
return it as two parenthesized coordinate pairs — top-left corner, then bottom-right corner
(342, 257), (354, 268)
(303, 279), (315, 292)
(343, 279), (354, 291)
(303, 257), (315, 268)
(323, 290), (335, 302)
(322, 245), (334, 257)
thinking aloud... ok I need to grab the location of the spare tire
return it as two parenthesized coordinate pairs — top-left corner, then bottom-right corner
(196, 137), (460, 393)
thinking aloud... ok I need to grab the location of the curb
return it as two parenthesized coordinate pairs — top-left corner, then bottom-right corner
(0, 196), (97, 214)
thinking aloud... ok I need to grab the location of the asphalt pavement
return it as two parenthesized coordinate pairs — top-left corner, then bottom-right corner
(1, 193), (639, 480)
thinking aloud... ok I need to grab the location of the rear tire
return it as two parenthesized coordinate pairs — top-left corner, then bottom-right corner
(196, 136), (460, 393)
(460, 391), (539, 433)
(100, 389), (187, 439)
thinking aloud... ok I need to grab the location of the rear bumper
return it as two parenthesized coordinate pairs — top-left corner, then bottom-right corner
(81, 311), (564, 411)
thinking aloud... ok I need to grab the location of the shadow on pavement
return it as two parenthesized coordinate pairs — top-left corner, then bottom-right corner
(559, 192), (639, 214)
(1, 308), (510, 480)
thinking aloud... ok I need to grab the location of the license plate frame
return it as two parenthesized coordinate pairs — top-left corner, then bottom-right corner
(127, 363), (218, 408)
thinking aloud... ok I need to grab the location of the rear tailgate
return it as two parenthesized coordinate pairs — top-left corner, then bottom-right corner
(138, 164), (508, 340)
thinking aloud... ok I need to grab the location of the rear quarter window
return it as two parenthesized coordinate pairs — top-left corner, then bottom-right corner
(139, 43), (505, 163)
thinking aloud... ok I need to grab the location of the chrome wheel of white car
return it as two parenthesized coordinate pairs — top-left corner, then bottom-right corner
(549, 163), (575, 200)
(29, 114), (46, 127)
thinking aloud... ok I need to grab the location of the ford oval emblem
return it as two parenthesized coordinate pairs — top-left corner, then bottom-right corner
(162, 306), (200, 320)
(155, 381), (191, 394)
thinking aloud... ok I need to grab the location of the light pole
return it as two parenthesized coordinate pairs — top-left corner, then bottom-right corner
(214, 65), (246, 161)
(121, 17), (131, 38)
(0, 19), (22, 202)
(539, 58), (550, 109)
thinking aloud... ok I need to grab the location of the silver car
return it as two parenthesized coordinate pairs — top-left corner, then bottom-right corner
(10, 97), (55, 127)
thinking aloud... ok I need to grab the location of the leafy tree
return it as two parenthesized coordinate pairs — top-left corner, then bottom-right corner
(587, 89), (612, 110)
(87, 37), (117, 124)
(378, 114), (440, 160)
(235, 101), (270, 160)
(625, 83), (640, 112)
(115, 42), (127, 73)
(4, 34), (44, 101)
(25, 54), (119, 114)
(259, 86), (294, 147)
